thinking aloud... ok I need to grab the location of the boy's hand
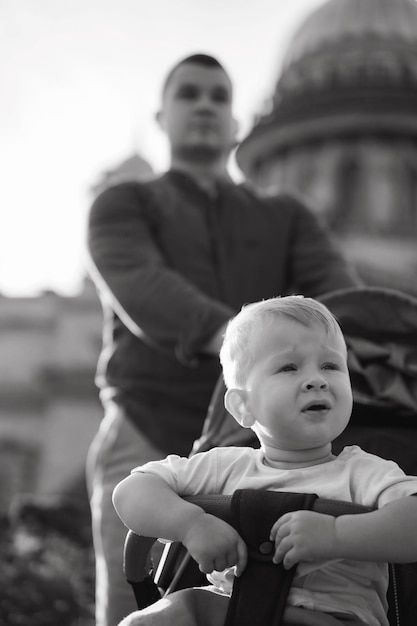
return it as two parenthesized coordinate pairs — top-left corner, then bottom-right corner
(181, 513), (247, 576)
(270, 511), (337, 569)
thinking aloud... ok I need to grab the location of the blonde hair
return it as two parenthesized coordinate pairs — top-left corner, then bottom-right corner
(220, 295), (344, 389)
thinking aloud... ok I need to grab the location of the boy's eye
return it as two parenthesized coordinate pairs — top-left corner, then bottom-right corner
(279, 364), (297, 373)
(322, 362), (340, 371)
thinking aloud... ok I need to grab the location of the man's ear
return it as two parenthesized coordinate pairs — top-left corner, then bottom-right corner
(232, 117), (239, 145)
(155, 109), (165, 132)
(225, 388), (255, 428)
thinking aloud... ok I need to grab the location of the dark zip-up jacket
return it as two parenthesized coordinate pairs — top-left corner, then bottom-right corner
(87, 170), (359, 455)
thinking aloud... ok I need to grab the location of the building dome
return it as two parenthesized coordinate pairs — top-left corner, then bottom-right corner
(237, 0), (417, 174)
(283, 0), (417, 69)
(91, 152), (154, 197)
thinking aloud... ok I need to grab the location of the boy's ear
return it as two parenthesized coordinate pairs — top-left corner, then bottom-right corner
(225, 388), (255, 428)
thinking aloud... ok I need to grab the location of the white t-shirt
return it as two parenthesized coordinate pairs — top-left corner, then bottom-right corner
(134, 445), (417, 626)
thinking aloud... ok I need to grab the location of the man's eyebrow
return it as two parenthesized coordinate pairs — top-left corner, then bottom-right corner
(175, 82), (198, 91)
(212, 85), (231, 96)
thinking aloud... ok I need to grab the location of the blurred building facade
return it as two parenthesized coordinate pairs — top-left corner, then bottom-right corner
(236, 0), (417, 295)
(0, 281), (102, 513)
(90, 152), (155, 197)
(0, 153), (154, 514)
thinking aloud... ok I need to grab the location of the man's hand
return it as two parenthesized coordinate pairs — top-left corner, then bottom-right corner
(202, 323), (229, 355)
(181, 513), (247, 576)
(270, 511), (337, 569)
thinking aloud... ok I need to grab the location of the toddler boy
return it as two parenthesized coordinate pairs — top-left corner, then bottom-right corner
(113, 296), (417, 626)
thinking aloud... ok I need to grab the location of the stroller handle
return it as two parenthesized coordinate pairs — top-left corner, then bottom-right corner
(124, 492), (373, 583)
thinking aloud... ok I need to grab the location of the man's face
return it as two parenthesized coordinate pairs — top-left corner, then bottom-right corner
(157, 63), (236, 162)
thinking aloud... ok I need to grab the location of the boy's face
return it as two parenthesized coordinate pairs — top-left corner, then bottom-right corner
(228, 319), (352, 458)
(156, 63), (236, 161)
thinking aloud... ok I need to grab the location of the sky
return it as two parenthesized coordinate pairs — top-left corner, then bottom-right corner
(1, 0), (326, 297)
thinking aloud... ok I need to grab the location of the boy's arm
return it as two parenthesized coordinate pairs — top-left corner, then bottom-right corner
(270, 495), (417, 570)
(113, 472), (247, 576)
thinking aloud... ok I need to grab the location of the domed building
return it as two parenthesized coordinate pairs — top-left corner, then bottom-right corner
(236, 0), (417, 294)
(91, 152), (154, 197)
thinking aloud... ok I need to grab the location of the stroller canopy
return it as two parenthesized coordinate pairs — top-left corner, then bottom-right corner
(320, 286), (417, 416)
(193, 286), (417, 454)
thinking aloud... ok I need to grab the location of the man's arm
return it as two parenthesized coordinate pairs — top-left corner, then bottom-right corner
(113, 472), (247, 576)
(87, 183), (234, 363)
(270, 496), (417, 569)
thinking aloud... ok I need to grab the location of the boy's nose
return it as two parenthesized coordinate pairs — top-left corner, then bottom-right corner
(301, 376), (329, 391)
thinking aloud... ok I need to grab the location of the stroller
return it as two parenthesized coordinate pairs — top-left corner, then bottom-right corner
(123, 286), (417, 626)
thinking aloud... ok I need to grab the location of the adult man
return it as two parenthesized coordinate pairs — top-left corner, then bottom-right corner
(86, 53), (360, 626)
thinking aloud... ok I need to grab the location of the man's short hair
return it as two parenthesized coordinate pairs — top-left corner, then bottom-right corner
(162, 53), (231, 96)
(220, 296), (345, 389)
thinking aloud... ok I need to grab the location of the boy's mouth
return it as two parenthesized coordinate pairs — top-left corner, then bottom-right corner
(302, 400), (331, 412)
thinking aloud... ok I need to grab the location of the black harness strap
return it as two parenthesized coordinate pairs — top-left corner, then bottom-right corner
(223, 489), (318, 626)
